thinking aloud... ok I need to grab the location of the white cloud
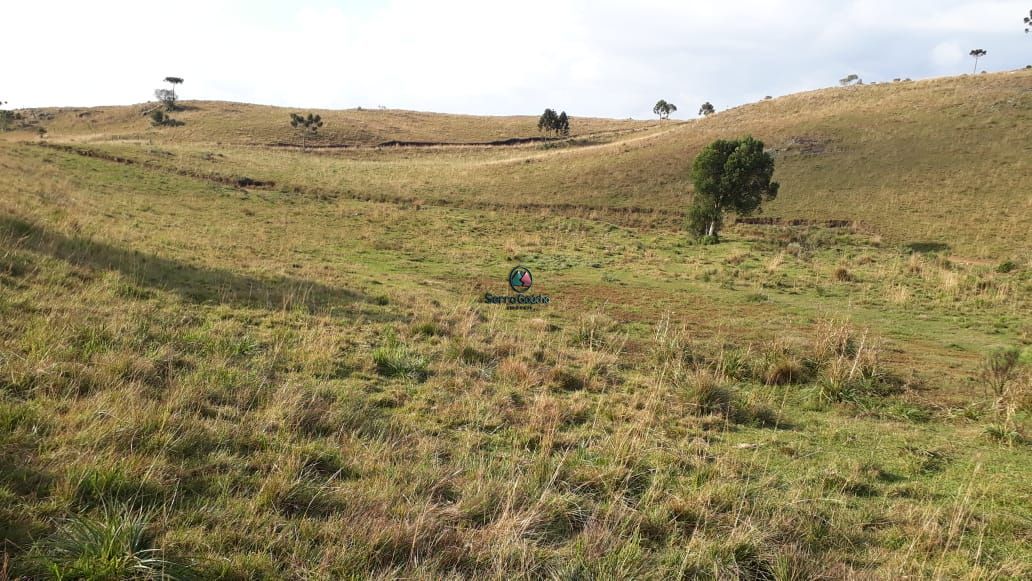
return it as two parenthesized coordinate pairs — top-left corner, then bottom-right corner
(932, 41), (966, 69)
(1, 0), (1029, 117)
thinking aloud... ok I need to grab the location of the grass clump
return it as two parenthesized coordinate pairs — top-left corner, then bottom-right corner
(29, 507), (189, 580)
(372, 334), (428, 380)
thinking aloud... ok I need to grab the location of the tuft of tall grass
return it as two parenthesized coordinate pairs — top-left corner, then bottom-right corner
(372, 334), (428, 380)
(32, 507), (190, 580)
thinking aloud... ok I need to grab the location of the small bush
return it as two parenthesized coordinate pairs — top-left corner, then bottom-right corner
(833, 266), (853, 282)
(982, 346), (1021, 398)
(149, 110), (183, 127)
(995, 260), (1017, 273)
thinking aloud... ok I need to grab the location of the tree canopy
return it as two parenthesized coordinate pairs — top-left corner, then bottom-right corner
(687, 136), (779, 241)
(653, 100), (677, 120)
(537, 108), (569, 136)
(969, 49), (987, 73)
(290, 112), (324, 150)
(698, 102), (715, 116)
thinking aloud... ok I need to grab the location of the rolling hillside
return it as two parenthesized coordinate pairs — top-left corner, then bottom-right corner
(1, 70), (1029, 579)
(10, 69), (1030, 256)
(4, 101), (656, 147)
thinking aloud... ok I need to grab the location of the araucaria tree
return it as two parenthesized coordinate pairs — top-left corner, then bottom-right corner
(698, 102), (715, 116)
(290, 112), (323, 151)
(155, 77), (184, 111)
(164, 77), (183, 100)
(653, 99), (677, 120)
(537, 108), (569, 136)
(688, 136), (779, 241)
(969, 49), (987, 73)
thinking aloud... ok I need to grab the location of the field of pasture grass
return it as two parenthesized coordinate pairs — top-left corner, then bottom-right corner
(0, 70), (1030, 578)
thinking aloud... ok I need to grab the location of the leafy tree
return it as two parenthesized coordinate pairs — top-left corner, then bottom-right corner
(536, 108), (569, 136)
(154, 89), (177, 111)
(653, 99), (677, 120)
(290, 112), (324, 151)
(537, 108), (558, 133)
(687, 136), (779, 241)
(969, 49), (987, 73)
(698, 102), (715, 116)
(1024, 9), (1031, 33)
(164, 77), (184, 100)
(556, 111), (570, 136)
(36, 126), (47, 140)
(839, 74), (861, 86)
(0, 99), (8, 132)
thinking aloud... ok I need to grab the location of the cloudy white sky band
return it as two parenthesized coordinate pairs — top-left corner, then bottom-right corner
(3, 0), (1029, 118)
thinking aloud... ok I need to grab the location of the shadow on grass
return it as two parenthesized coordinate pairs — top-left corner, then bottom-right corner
(1, 216), (377, 314)
(903, 241), (950, 254)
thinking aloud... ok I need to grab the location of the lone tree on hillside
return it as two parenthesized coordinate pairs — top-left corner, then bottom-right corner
(698, 102), (715, 116)
(687, 136), (779, 242)
(164, 77), (184, 100)
(839, 74), (862, 86)
(155, 77), (184, 111)
(537, 108), (569, 136)
(969, 49), (987, 73)
(653, 99), (677, 120)
(0, 99), (8, 132)
(290, 112), (323, 151)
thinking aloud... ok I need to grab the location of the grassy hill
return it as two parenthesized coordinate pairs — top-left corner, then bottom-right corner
(14, 69), (1029, 256)
(0, 71), (1029, 578)
(5, 101), (655, 147)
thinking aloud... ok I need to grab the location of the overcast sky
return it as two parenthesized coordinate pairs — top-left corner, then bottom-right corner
(3, 0), (1029, 118)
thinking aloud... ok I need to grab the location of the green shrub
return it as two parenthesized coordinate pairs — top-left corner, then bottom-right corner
(995, 260), (1016, 273)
